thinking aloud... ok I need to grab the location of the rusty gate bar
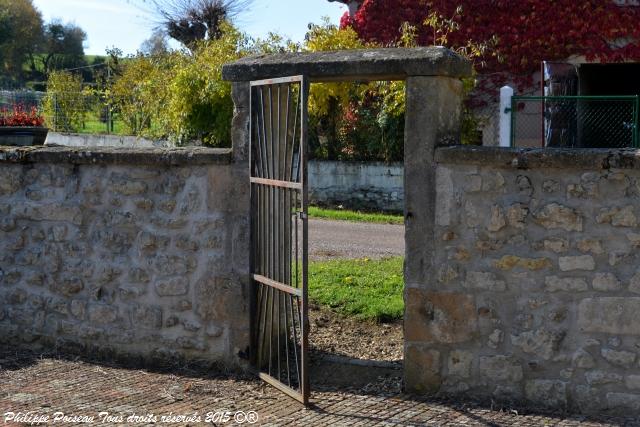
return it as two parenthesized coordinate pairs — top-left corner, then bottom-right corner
(249, 75), (309, 405)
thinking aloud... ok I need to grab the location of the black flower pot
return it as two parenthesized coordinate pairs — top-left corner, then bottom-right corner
(0, 126), (49, 146)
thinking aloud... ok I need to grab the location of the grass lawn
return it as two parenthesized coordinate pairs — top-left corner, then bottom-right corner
(308, 256), (404, 323)
(308, 206), (403, 225)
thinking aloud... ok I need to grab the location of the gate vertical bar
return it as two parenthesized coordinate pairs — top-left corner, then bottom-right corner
(300, 76), (310, 404)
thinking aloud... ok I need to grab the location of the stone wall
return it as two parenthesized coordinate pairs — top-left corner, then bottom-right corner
(406, 146), (640, 415)
(308, 160), (403, 213)
(0, 146), (250, 368)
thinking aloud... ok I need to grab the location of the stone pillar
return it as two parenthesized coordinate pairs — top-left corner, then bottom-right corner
(227, 81), (252, 364)
(231, 82), (251, 164)
(403, 76), (464, 393)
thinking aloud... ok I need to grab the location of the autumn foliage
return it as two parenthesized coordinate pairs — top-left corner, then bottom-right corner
(0, 105), (45, 127)
(342, 0), (640, 90)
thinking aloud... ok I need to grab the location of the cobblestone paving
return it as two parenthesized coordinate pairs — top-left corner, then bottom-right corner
(1, 351), (638, 427)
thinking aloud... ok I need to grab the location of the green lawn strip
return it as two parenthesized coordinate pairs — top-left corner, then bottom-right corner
(308, 206), (403, 225)
(308, 256), (404, 323)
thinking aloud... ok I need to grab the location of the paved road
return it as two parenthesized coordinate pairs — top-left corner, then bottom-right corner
(309, 218), (404, 260)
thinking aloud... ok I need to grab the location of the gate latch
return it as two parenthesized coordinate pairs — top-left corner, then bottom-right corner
(298, 211), (308, 220)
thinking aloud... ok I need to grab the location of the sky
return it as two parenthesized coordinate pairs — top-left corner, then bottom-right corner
(31, 0), (348, 56)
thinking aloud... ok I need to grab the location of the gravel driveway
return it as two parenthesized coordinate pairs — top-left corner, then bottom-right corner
(309, 218), (404, 261)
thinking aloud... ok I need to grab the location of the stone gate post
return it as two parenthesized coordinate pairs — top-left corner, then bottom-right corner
(404, 76), (465, 393)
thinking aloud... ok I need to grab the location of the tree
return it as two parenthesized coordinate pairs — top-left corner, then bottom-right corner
(0, 0), (43, 84)
(140, 29), (170, 55)
(146, 0), (252, 47)
(343, 0), (640, 93)
(40, 20), (87, 75)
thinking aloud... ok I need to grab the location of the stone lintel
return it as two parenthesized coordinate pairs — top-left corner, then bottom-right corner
(436, 145), (640, 170)
(222, 47), (472, 82)
(0, 146), (233, 166)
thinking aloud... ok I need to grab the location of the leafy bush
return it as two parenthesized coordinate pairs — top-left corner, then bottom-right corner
(304, 19), (406, 161)
(42, 70), (86, 132)
(104, 23), (248, 146)
(164, 24), (249, 145)
(108, 53), (172, 138)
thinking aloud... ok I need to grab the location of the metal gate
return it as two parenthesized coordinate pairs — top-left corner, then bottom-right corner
(249, 76), (310, 404)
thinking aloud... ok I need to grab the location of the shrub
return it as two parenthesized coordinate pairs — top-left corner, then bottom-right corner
(108, 53), (173, 139)
(42, 70), (85, 132)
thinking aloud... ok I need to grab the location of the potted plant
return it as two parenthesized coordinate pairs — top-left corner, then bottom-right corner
(0, 105), (48, 146)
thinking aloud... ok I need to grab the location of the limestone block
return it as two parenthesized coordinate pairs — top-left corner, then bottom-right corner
(15, 204), (83, 225)
(109, 177), (148, 196)
(182, 320), (202, 332)
(585, 370), (623, 385)
(592, 273), (622, 292)
(507, 203), (529, 229)
(578, 298), (640, 335)
(176, 336), (206, 351)
(625, 375), (640, 390)
(559, 255), (595, 272)
(487, 205), (506, 232)
(88, 304), (118, 324)
(405, 345), (441, 394)
(601, 348), (636, 368)
(448, 350), (473, 378)
(572, 349), (596, 369)
(464, 201), (481, 228)
(70, 300), (86, 319)
(464, 174), (482, 192)
(488, 329), (504, 349)
(510, 328), (565, 360)
(479, 355), (523, 382)
(545, 276), (588, 292)
(131, 305), (162, 329)
(606, 393), (640, 411)
(542, 180), (559, 193)
(464, 271), (506, 291)
(129, 268), (151, 284)
(596, 206), (637, 227)
(525, 380), (567, 408)
(405, 289), (477, 344)
(533, 203), (583, 232)
(52, 277), (84, 297)
(627, 233), (640, 248)
(435, 167), (454, 227)
(608, 251), (633, 267)
(629, 270), (640, 294)
(494, 256), (551, 271)
(576, 239), (604, 255)
(155, 277), (189, 297)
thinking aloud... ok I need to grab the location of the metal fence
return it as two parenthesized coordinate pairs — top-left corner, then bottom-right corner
(510, 96), (640, 148)
(0, 90), (124, 134)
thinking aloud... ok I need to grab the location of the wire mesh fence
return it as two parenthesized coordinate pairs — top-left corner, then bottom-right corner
(511, 96), (640, 148)
(0, 90), (125, 134)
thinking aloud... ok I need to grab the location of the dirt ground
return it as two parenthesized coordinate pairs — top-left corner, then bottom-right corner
(309, 304), (403, 363)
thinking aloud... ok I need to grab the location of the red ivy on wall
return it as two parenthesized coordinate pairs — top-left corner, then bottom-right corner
(343, 0), (640, 97)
